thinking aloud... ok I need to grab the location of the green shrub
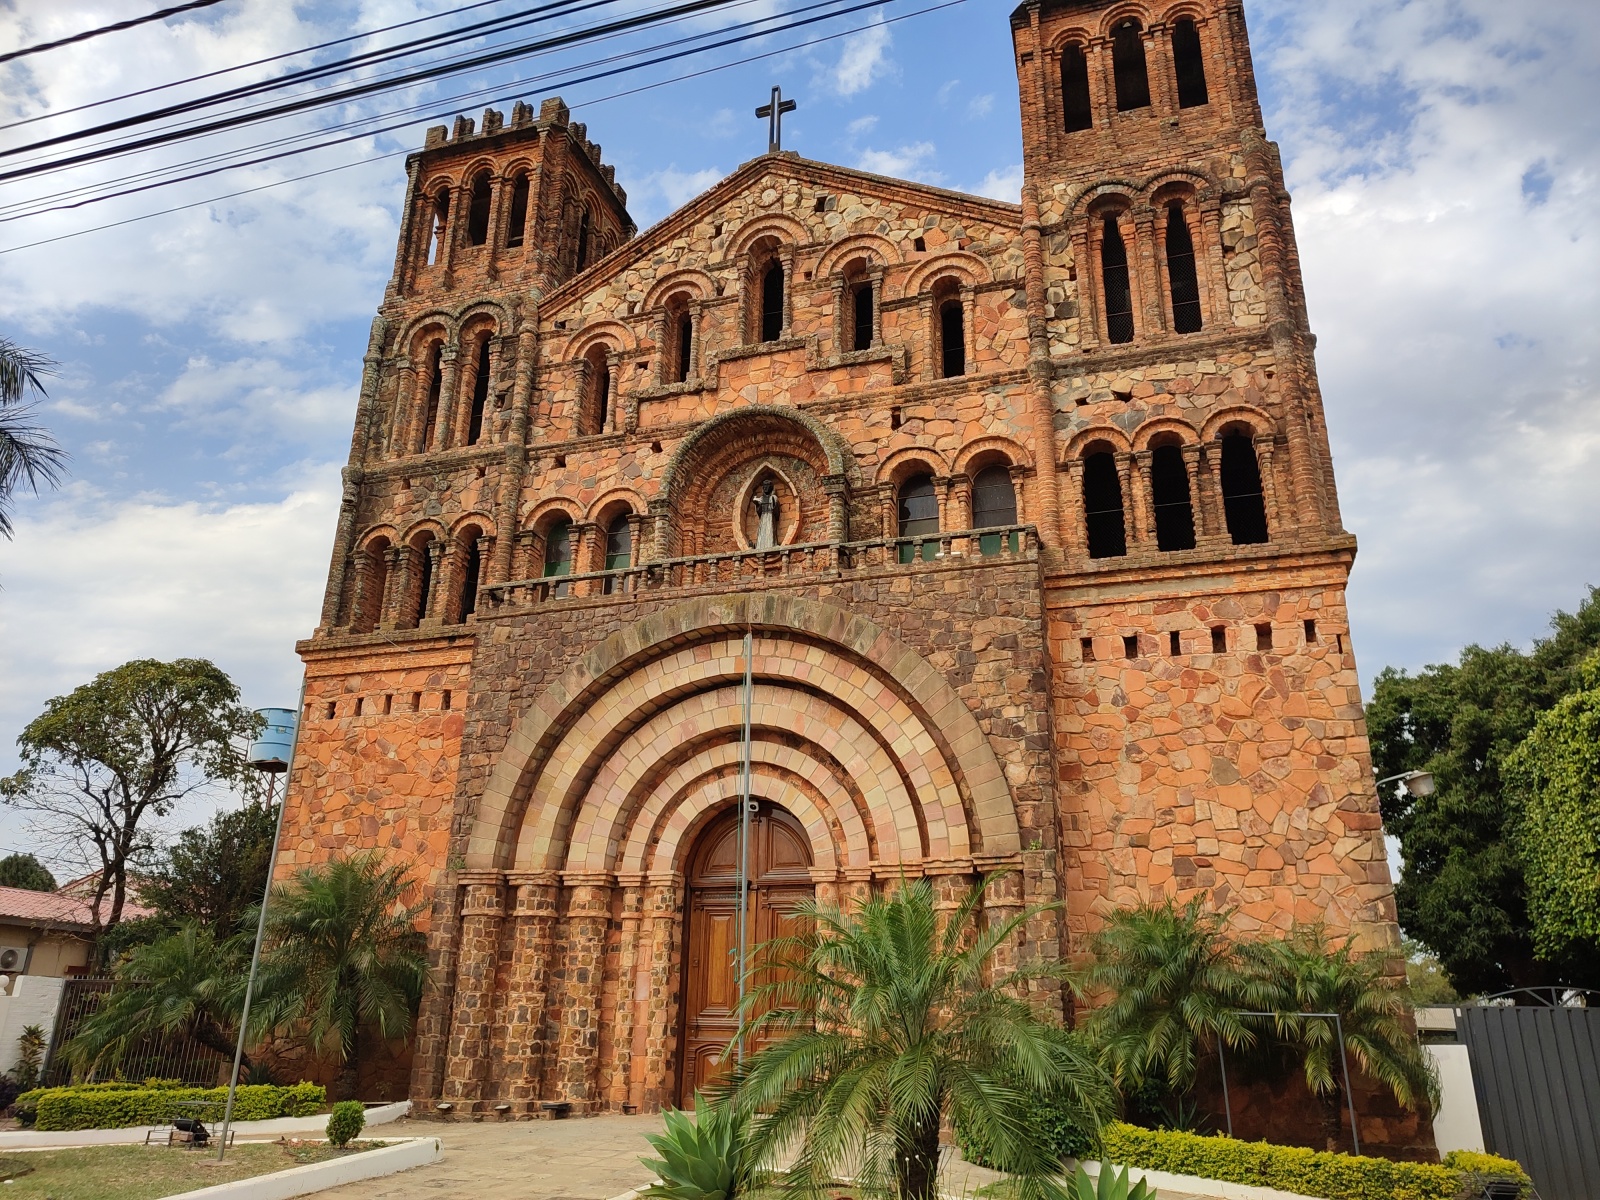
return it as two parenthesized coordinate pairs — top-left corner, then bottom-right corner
(21, 1081), (325, 1131)
(956, 1079), (1102, 1169)
(326, 1100), (365, 1148)
(1100, 1122), (1463, 1200)
(1441, 1150), (1531, 1195)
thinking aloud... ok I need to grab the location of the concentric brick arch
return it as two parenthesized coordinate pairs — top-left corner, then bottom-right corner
(465, 593), (1020, 874)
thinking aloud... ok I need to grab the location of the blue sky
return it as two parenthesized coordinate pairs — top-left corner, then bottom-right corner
(0, 0), (1596, 869)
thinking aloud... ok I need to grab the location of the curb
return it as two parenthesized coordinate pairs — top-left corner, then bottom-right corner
(1083, 1161), (1321, 1200)
(164, 1135), (443, 1200)
(0, 1099), (412, 1150)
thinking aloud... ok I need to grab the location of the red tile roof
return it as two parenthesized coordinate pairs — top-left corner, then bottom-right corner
(0, 885), (154, 931)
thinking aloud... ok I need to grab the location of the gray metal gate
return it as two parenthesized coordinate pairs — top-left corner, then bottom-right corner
(1458, 1001), (1600, 1200)
(39, 977), (228, 1088)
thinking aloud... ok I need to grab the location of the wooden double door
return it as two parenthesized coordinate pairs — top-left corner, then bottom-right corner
(676, 801), (814, 1105)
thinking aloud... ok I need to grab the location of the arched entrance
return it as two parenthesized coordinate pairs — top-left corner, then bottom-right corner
(677, 800), (813, 1104)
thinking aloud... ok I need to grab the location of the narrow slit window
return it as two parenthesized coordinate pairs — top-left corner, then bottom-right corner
(1220, 434), (1270, 544)
(1081, 637), (1096, 663)
(1169, 631), (1182, 656)
(1082, 451), (1127, 559)
(1060, 44), (1093, 131)
(467, 338), (490, 445)
(1255, 623), (1273, 651)
(1211, 626), (1227, 654)
(420, 343), (443, 450)
(1166, 204), (1204, 333)
(457, 536), (481, 622)
(897, 475), (940, 563)
(442, 689), (452, 711)
(939, 298), (966, 377)
(852, 282), (875, 351)
(1150, 444), (1196, 551)
(972, 465), (1018, 556)
(1304, 619), (1318, 644)
(466, 172), (491, 246)
(1111, 20), (1151, 111)
(326, 701), (336, 720)
(355, 697), (364, 716)
(414, 541), (434, 624)
(383, 694), (393, 715)
(1123, 634), (1139, 659)
(761, 260), (785, 342)
(676, 312), (694, 382)
(575, 208), (591, 271)
(1172, 19), (1210, 108)
(427, 193), (449, 264)
(411, 691), (422, 711)
(1101, 217), (1135, 344)
(505, 174), (530, 248)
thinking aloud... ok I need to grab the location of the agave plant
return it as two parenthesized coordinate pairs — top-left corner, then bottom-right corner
(1068, 1163), (1155, 1200)
(640, 1096), (755, 1200)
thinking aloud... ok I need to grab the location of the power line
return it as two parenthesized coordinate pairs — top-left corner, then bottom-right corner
(0, 0), (235, 65)
(0, 0), (967, 256)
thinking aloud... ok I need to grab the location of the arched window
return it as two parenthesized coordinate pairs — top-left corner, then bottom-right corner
(602, 513), (632, 594)
(1101, 216), (1134, 344)
(542, 518), (573, 598)
(583, 349), (611, 435)
(467, 172), (492, 246)
(1111, 20), (1151, 111)
(665, 296), (695, 384)
(936, 287), (966, 377)
(676, 311), (694, 382)
(1060, 44), (1093, 131)
(426, 191), (449, 265)
(411, 536), (435, 626)
(972, 464), (1018, 556)
(852, 281), (875, 351)
(1166, 204), (1203, 334)
(355, 538), (389, 633)
(761, 260), (785, 342)
(897, 474), (939, 562)
(1150, 444), (1196, 551)
(1220, 433), (1270, 544)
(1172, 19), (1209, 108)
(505, 173), (530, 249)
(575, 206), (592, 271)
(455, 531), (482, 622)
(420, 342), (443, 451)
(1082, 451), (1127, 558)
(467, 337), (491, 445)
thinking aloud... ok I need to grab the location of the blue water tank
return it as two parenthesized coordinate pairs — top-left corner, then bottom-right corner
(248, 708), (298, 772)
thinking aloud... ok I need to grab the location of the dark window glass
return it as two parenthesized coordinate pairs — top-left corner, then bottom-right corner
(414, 541), (434, 624)
(421, 343), (442, 450)
(852, 282), (874, 351)
(1172, 19), (1209, 108)
(506, 175), (529, 248)
(1101, 217), (1134, 344)
(427, 193), (448, 264)
(940, 299), (966, 377)
(972, 465), (1018, 556)
(1112, 20), (1151, 111)
(1082, 452), (1127, 558)
(603, 515), (632, 593)
(1150, 444), (1196, 551)
(761, 260), (785, 342)
(543, 521), (573, 576)
(1061, 44), (1093, 131)
(457, 536), (481, 621)
(1220, 434), (1270, 544)
(467, 338), (490, 445)
(1166, 204), (1203, 334)
(676, 312), (693, 383)
(576, 208), (591, 270)
(898, 475), (939, 562)
(467, 173), (491, 246)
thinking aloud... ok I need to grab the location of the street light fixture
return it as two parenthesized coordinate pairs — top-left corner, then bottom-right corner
(1375, 769), (1435, 798)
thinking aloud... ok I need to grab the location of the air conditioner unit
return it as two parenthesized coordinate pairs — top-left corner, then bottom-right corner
(0, 945), (29, 974)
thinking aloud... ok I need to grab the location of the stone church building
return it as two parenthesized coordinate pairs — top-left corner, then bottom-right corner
(282, 0), (1405, 1131)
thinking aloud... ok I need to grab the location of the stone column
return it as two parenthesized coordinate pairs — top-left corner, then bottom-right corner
(442, 873), (506, 1110)
(1198, 200), (1229, 330)
(1064, 458), (1087, 559)
(978, 864), (1025, 988)
(927, 865), (974, 944)
(648, 499), (672, 563)
(1115, 453), (1142, 551)
(823, 474), (850, 546)
(1132, 205), (1162, 337)
(494, 872), (559, 1111)
(950, 473), (973, 554)
(627, 513), (646, 568)
(435, 345), (462, 452)
(315, 472), (361, 635)
(636, 875), (683, 1112)
(1255, 434), (1281, 540)
(378, 546), (403, 629)
(484, 172), (505, 280)
(554, 878), (613, 1111)
(606, 877), (646, 1111)
(390, 357), (416, 457)
(1130, 449), (1155, 546)
(345, 548), (373, 633)
(1181, 442), (1206, 543)
(1197, 440), (1227, 546)
(422, 540), (446, 625)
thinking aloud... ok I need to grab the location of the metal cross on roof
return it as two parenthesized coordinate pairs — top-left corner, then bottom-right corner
(755, 85), (796, 154)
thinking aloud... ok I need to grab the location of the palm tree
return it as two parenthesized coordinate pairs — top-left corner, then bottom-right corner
(0, 336), (66, 538)
(727, 875), (1113, 1200)
(1081, 896), (1274, 1104)
(1255, 927), (1440, 1152)
(258, 853), (427, 1100)
(66, 923), (258, 1075)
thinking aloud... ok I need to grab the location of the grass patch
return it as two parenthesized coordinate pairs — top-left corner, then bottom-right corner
(0, 1139), (387, 1200)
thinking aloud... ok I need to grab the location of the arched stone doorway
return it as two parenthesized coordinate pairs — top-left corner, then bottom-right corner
(677, 800), (813, 1104)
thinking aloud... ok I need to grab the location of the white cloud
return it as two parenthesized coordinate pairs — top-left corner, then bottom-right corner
(966, 94), (995, 119)
(631, 166), (726, 228)
(847, 115), (879, 136)
(856, 142), (939, 184)
(972, 163), (1022, 202)
(826, 16), (894, 97)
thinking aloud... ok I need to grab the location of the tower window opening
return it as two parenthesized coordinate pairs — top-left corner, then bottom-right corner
(1081, 637), (1095, 662)
(412, 691), (422, 711)
(413, 539), (434, 625)
(467, 338), (491, 445)
(1082, 451), (1126, 559)
(1172, 18), (1210, 108)
(939, 297), (966, 377)
(583, 351), (611, 435)
(1220, 433), (1270, 544)
(426, 192), (449, 264)
(675, 310), (694, 382)
(1111, 20), (1152, 111)
(1166, 203), (1204, 333)
(1169, 630), (1182, 656)
(466, 172), (492, 246)
(603, 513), (632, 593)
(355, 696), (364, 716)
(421, 343), (443, 450)
(1255, 623), (1273, 651)
(1101, 217), (1135, 344)
(443, 689), (452, 711)
(457, 534), (482, 622)
(1211, 625), (1227, 654)
(760, 260), (785, 342)
(326, 701), (337, 720)
(852, 282), (875, 351)
(1123, 635), (1139, 659)
(575, 207), (592, 271)
(1060, 44), (1093, 132)
(543, 518), (573, 598)
(505, 173), (530, 248)
(897, 474), (939, 562)
(1150, 443), (1196, 551)
(383, 694), (393, 715)
(1304, 618), (1318, 644)
(972, 464), (1018, 556)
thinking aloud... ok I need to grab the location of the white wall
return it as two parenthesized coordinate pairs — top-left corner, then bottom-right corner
(0, 976), (65, 1077)
(1426, 1042), (1486, 1155)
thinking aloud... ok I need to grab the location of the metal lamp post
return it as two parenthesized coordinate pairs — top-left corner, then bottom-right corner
(1375, 769), (1435, 797)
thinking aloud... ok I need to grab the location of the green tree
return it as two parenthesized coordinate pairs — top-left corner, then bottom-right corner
(1504, 653), (1600, 963)
(0, 659), (262, 947)
(1367, 586), (1600, 993)
(258, 854), (427, 1101)
(0, 336), (66, 539)
(1080, 896), (1273, 1104)
(1256, 928), (1440, 1152)
(728, 875), (1112, 1200)
(138, 801), (278, 937)
(1401, 938), (1459, 1005)
(0, 853), (56, 892)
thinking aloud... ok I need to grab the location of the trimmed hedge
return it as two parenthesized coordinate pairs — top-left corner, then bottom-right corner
(17, 1081), (325, 1131)
(1101, 1122), (1477, 1200)
(1441, 1150), (1531, 1195)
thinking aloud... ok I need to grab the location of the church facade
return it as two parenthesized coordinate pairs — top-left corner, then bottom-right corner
(282, 0), (1404, 1128)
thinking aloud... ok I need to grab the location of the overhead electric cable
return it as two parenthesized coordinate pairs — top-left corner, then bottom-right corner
(0, 0), (968, 256)
(0, 0), (235, 65)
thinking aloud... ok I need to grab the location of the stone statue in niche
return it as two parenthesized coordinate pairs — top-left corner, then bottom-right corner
(752, 479), (779, 550)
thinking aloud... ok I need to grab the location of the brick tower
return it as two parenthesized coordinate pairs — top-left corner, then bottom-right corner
(279, 0), (1417, 1150)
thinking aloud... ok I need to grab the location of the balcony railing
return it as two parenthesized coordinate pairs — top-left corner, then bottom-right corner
(482, 524), (1038, 610)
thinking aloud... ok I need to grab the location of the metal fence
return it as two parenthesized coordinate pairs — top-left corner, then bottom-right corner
(40, 977), (229, 1088)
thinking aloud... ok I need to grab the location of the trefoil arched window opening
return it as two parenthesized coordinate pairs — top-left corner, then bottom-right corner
(1149, 444), (1196, 551)
(467, 172), (492, 246)
(426, 193), (449, 265)
(1060, 44), (1093, 132)
(505, 173), (530, 249)
(420, 343), (444, 451)
(1220, 434), (1270, 544)
(543, 518), (573, 598)
(897, 475), (939, 563)
(938, 296), (966, 377)
(971, 464), (1018, 556)
(1111, 20), (1151, 111)
(1165, 204), (1203, 334)
(852, 281), (875, 351)
(467, 337), (491, 445)
(1101, 216), (1135, 344)
(1082, 452), (1127, 558)
(455, 533), (482, 622)
(602, 514), (632, 594)
(761, 260), (785, 342)
(1172, 19), (1210, 108)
